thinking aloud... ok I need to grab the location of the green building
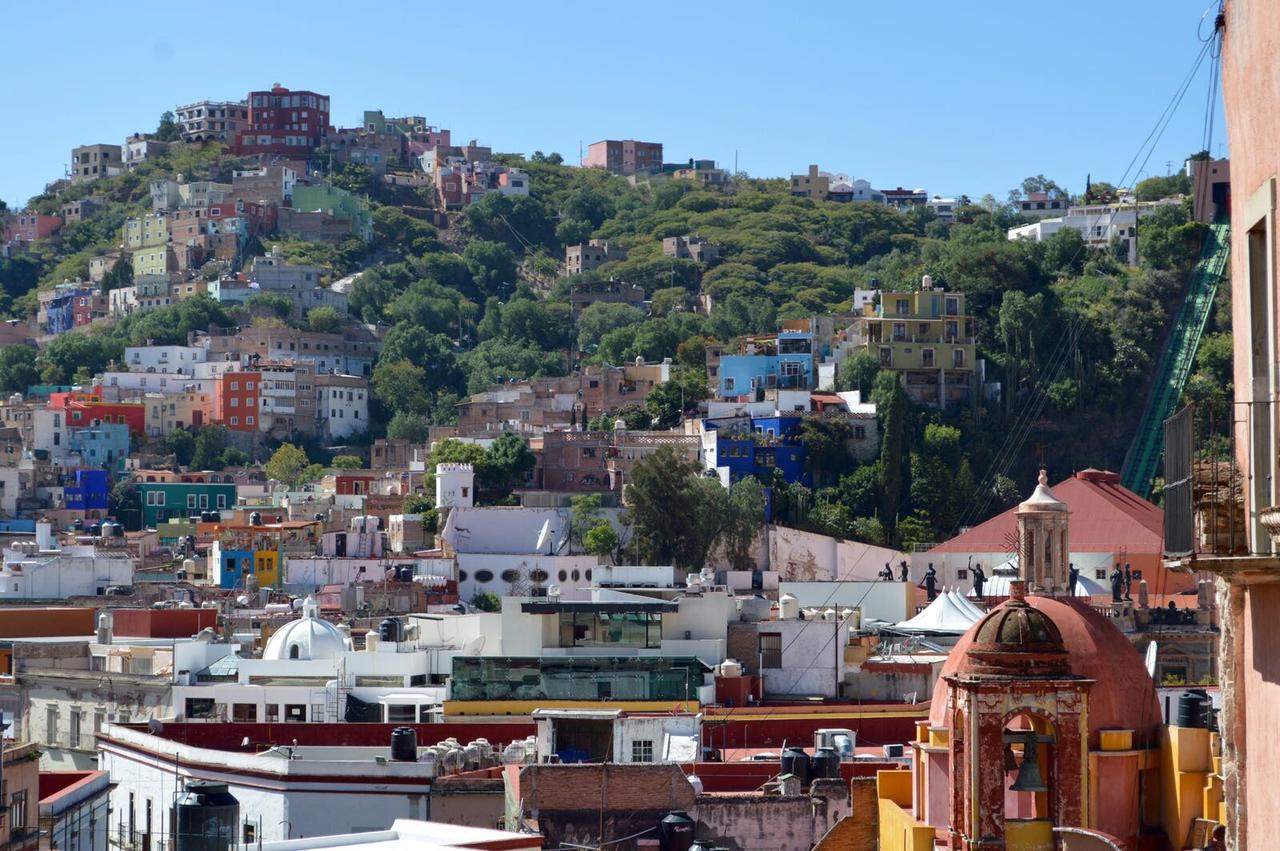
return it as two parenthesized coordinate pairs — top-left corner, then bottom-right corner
(291, 183), (373, 243)
(138, 481), (237, 527)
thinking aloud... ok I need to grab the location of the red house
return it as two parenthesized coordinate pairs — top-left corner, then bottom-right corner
(335, 473), (375, 496)
(215, 371), (259, 432)
(5, 213), (63, 243)
(233, 84), (330, 157)
(50, 392), (146, 436)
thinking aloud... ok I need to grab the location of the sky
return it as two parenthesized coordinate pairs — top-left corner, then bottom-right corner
(0, 0), (1226, 207)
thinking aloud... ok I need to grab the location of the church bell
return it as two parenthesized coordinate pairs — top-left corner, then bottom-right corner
(1007, 732), (1049, 793)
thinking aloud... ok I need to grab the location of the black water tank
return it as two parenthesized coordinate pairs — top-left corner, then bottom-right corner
(390, 726), (417, 762)
(780, 746), (811, 787)
(659, 811), (695, 851)
(380, 617), (404, 642)
(810, 746), (841, 780)
(1177, 689), (1211, 728)
(173, 781), (238, 851)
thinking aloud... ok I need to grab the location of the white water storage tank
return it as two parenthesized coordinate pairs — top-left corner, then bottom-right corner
(718, 659), (743, 678)
(779, 593), (800, 620)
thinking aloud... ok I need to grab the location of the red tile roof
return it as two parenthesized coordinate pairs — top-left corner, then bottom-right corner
(930, 469), (1163, 555)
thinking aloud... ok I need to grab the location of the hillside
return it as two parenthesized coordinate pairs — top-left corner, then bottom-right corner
(0, 140), (1226, 545)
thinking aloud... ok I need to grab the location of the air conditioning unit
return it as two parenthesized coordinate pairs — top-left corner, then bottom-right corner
(883, 744), (905, 759)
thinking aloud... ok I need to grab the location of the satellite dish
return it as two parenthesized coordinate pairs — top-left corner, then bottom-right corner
(148, 718), (164, 734)
(534, 519), (552, 553)
(1144, 641), (1158, 678)
(461, 635), (486, 656)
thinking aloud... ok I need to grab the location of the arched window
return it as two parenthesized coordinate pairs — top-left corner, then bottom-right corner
(289, 645), (300, 659)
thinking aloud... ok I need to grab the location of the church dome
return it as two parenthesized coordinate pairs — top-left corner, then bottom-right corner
(262, 596), (351, 661)
(930, 593), (1162, 748)
(963, 590), (1070, 677)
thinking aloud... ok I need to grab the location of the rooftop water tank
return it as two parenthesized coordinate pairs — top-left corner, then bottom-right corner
(173, 782), (238, 851)
(779, 593), (800, 620)
(390, 726), (417, 762)
(780, 746), (811, 787)
(717, 659), (743, 678)
(659, 812), (695, 851)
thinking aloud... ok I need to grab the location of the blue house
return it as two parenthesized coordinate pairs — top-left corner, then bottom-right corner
(716, 332), (814, 399)
(216, 549), (255, 590)
(69, 423), (130, 471)
(709, 416), (808, 488)
(46, 288), (90, 335)
(64, 469), (110, 513)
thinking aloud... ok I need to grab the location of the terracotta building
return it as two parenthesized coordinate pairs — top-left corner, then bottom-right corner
(1199, 3), (1280, 848)
(880, 473), (1220, 849)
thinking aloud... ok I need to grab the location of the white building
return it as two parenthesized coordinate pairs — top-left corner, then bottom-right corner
(314, 374), (369, 441)
(532, 708), (701, 763)
(96, 372), (216, 398)
(1006, 199), (1179, 264)
(435, 464), (474, 509)
(169, 599), (470, 724)
(255, 820), (541, 851)
(927, 196), (958, 222)
(98, 725), (446, 848)
(122, 345), (208, 375)
(0, 523), (134, 599)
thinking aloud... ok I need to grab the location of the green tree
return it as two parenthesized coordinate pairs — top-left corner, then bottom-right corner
(463, 240), (518, 298)
(645, 368), (708, 429)
(191, 426), (230, 470)
(162, 429), (197, 467)
(0, 346), (39, 394)
(570, 494), (604, 553)
(155, 111), (182, 142)
(266, 443), (310, 489)
(874, 372), (909, 538)
(577, 302), (645, 352)
(307, 306), (342, 333)
(387, 412), (432, 442)
(373, 359), (432, 416)
(471, 592), (501, 612)
(109, 480), (142, 531)
(836, 351), (880, 396)
(484, 432), (536, 497)
(584, 522), (619, 560)
(331, 454), (364, 469)
(799, 417), (855, 488)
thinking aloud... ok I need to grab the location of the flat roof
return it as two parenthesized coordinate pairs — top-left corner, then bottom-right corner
(520, 600), (676, 614)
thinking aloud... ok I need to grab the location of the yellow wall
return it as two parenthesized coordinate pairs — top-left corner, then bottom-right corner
(1005, 819), (1053, 850)
(253, 550), (280, 587)
(877, 770), (933, 851)
(1160, 725), (1218, 845)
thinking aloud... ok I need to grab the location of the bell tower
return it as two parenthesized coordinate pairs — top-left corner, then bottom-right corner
(1016, 470), (1070, 595)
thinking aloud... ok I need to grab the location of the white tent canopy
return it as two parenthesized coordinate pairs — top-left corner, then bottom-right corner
(948, 590), (986, 620)
(894, 590), (982, 634)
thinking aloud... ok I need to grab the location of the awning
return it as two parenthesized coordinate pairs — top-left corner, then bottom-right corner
(521, 600), (676, 614)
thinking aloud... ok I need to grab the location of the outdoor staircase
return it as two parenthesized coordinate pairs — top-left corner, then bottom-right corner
(1120, 213), (1231, 499)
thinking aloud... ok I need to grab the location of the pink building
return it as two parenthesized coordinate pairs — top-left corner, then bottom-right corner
(585, 139), (663, 175)
(5, 213), (63, 243)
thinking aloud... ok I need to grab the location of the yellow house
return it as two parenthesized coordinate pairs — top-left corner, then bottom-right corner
(853, 281), (977, 408)
(253, 549), (281, 587)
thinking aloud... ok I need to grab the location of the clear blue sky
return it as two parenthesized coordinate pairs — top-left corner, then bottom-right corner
(0, 0), (1225, 207)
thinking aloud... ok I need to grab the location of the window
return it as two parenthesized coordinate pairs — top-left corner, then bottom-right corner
(854, 425), (867, 440)
(896, 299), (909, 314)
(187, 494), (198, 509)
(47, 706), (58, 743)
(952, 349), (966, 367)
(284, 704), (306, 722)
(243, 824), (256, 845)
(759, 633), (782, 668)
(1095, 569), (1107, 580)
(185, 698), (216, 719)
(878, 347), (893, 367)
(631, 740), (655, 762)
(230, 417), (238, 426)
(10, 790), (26, 831)
(922, 348), (935, 368)
(386, 705), (416, 723)
(232, 704), (257, 722)
(723, 377), (735, 392)
(957, 569), (968, 580)
(69, 709), (81, 748)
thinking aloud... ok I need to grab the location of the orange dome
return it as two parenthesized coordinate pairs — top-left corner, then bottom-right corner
(929, 595), (1162, 748)
(964, 597), (1072, 677)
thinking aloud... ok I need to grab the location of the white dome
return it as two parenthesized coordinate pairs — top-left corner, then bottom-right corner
(262, 597), (351, 661)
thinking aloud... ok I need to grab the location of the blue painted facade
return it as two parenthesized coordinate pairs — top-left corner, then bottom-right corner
(710, 416), (809, 487)
(64, 469), (110, 512)
(716, 332), (814, 399)
(217, 549), (255, 590)
(46, 289), (89, 335)
(70, 423), (130, 470)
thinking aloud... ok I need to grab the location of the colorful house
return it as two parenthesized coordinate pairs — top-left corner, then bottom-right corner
(708, 416), (808, 487)
(209, 519), (320, 588)
(50, 393), (146, 436)
(68, 423), (130, 472)
(136, 479), (237, 527)
(63, 469), (110, 515)
(291, 183), (372, 242)
(716, 332), (815, 399)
